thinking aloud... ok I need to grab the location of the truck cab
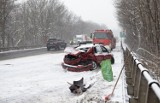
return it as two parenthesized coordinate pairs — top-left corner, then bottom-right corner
(90, 30), (116, 52)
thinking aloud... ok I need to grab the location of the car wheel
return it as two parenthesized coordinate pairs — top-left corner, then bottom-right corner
(60, 45), (66, 50)
(55, 45), (60, 50)
(91, 61), (97, 70)
(58, 45), (61, 50)
(57, 45), (61, 50)
(47, 47), (50, 51)
(111, 57), (115, 64)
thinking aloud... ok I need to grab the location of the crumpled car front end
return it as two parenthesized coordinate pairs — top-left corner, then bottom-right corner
(62, 46), (97, 72)
(62, 51), (94, 72)
(61, 62), (92, 72)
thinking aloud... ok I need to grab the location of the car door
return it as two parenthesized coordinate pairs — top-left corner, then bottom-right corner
(100, 45), (111, 60)
(94, 45), (105, 64)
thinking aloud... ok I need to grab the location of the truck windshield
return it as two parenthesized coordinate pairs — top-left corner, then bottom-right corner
(94, 32), (112, 39)
(77, 37), (83, 41)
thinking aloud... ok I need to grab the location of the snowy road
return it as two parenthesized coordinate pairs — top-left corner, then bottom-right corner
(0, 47), (64, 60)
(0, 44), (124, 103)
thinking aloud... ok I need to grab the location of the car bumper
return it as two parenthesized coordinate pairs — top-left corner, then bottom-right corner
(61, 62), (93, 72)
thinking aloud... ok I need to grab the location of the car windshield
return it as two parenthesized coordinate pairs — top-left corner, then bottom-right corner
(48, 39), (57, 41)
(101, 46), (109, 53)
(77, 38), (83, 41)
(94, 32), (112, 39)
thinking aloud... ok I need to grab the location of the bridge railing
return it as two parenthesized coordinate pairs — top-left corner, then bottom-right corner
(123, 47), (160, 103)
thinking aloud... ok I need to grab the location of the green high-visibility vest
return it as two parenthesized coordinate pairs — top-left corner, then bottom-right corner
(100, 59), (113, 82)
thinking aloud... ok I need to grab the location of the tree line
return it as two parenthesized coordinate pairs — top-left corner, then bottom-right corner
(116, 0), (160, 79)
(0, 0), (106, 49)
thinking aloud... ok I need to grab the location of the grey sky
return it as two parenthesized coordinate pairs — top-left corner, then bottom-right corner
(17, 0), (121, 36)
(60, 0), (121, 36)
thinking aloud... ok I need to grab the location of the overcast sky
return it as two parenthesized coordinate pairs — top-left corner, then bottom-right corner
(17, 0), (121, 36)
(60, 0), (121, 36)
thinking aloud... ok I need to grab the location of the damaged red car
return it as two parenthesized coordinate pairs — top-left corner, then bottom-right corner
(62, 44), (114, 72)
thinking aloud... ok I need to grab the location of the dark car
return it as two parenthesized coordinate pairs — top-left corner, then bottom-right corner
(62, 44), (114, 72)
(46, 38), (67, 51)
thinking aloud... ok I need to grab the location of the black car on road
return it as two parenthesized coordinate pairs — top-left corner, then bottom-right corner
(47, 38), (67, 51)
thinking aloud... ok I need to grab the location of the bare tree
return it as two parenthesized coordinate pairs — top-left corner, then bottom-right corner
(116, 0), (160, 80)
(0, 0), (15, 48)
(0, 0), (107, 50)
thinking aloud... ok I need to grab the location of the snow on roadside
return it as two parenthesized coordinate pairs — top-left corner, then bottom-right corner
(0, 43), (123, 103)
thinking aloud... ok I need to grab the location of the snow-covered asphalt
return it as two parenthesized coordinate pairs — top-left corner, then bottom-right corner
(0, 43), (124, 103)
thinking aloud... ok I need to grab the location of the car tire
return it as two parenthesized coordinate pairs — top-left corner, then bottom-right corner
(55, 45), (60, 50)
(111, 57), (115, 64)
(90, 61), (97, 70)
(60, 45), (66, 50)
(47, 47), (50, 51)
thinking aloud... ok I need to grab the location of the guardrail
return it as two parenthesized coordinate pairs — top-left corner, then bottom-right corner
(0, 45), (44, 52)
(0, 47), (47, 60)
(123, 47), (160, 103)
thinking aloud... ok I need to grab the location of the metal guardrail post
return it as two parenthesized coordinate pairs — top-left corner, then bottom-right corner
(147, 83), (160, 103)
(129, 65), (141, 103)
(122, 47), (160, 103)
(137, 70), (149, 103)
(129, 62), (160, 103)
(133, 60), (141, 98)
(143, 71), (160, 103)
(129, 62), (149, 103)
(127, 55), (136, 95)
(124, 48), (130, 72)
(125, 49), (133, 79)
(126, 56), (134, 85)
(127, 57), (139, 96)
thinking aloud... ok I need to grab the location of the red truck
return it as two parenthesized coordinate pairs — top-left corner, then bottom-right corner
(90, 30), (116, 52)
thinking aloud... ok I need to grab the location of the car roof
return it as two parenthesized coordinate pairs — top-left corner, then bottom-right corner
(48, 38), (57, 40)
(76, 44), (100, 49)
